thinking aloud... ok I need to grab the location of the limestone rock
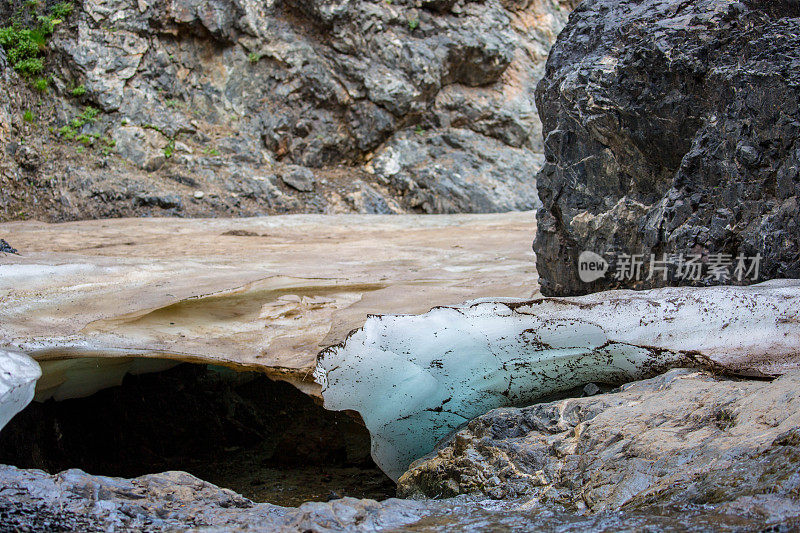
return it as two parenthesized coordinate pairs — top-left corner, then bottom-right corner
(399, 368), (800, 523)
(2, 0), (576, 220)
(113, 125), (169, 171)
(280, 165), (315, 192)
(373, 128), (543, 213)
(534, 0), (800, 295)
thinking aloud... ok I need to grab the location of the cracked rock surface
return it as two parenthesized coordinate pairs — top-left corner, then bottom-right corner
(399, 368), (800, 525)
(534, 0), (800, 296)
(1, 0), (576, 221)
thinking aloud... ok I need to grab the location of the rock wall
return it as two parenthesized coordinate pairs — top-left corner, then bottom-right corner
(534, 0), (800, 296)
(1, 0), (576, 221)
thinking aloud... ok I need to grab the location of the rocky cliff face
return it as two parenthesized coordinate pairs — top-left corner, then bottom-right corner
(1, 0), (576, 221)
(534, 0), (800, 296)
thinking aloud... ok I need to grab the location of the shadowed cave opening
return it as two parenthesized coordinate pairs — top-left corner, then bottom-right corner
(0, 363), (395, 507)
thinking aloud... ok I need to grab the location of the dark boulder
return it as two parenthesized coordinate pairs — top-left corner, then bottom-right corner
(534, 0), (800, 296)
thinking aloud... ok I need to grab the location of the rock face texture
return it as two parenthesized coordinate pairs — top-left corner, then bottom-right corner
(4, 372), (800, 531)
(399, 368), (800, 525)
(1, 0), (576, 221)
(0, 466), (431, 532)
(534, 0), (800, 296)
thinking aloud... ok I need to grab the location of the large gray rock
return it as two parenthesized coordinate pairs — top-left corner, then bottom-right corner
(399, 368), (800, 523)
(534, 0), (800, 296)
(372, 128), (543, 213)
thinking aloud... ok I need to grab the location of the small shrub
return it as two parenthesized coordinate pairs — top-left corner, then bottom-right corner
(408, 18), (419, 31)
(14, 57), (44, 76)
(59, 106), (101, 140)
(50, 2), (74, 19)
(163, 138), (176, 158)
(71, 84), (86, 97)
(33, 76), (48, 91)
(248, 52), (260, 63)
(23, 109), (35, 123)
(0, 2), (73, 78)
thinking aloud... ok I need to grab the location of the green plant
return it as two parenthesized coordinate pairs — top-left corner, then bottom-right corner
(23, 109), (34, 123)
(408, 17), (419, 31)
(414, 124), (425, 135)
(163, 138), (176, 158)
(58, 106), (100, 140)
(70, 84), (86, 97)
(0, 2), (72, 78)
(100, 136), (116, 155)
(203, 146), (219, 156)
(33, 76), (49, 91)
(13, 56), (44, 76)
(50, 2), (74, 19)
(165, 98), (180, 109)
(248, 52), (260, 63)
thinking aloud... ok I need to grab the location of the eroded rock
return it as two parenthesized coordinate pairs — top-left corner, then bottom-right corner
(1, 0), (576, 221)
(534, 0), (800, 295)
(399, 368), (800, 523)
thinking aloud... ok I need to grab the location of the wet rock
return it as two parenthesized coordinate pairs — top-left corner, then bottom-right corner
(534, 0), (800, 296)
(0, 239), (17, 254)
(0, 466), (431, 532)
(399, 368), (800, 523)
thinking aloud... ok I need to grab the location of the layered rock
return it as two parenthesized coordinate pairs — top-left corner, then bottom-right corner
(534, 0), (800, 296)
(1, 0), (576, 221)
(399, 368), (800, 524)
